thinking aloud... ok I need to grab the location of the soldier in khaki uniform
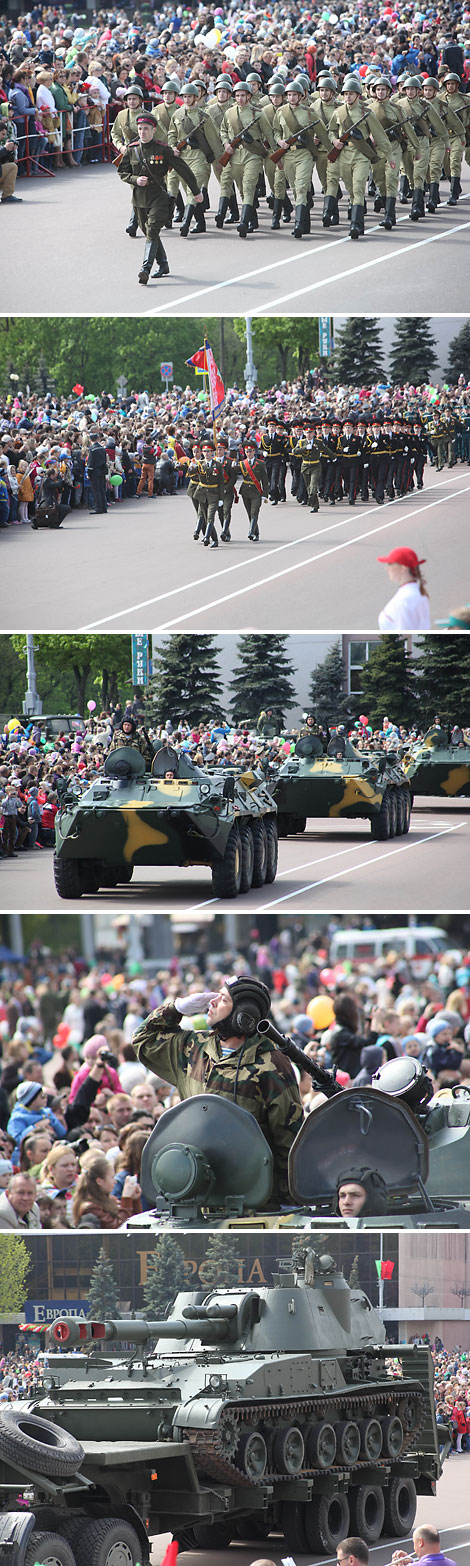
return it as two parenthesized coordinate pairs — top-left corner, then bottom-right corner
(152, 79), (184, 224)
(371, 77), (420, 230)
(111, 84), (144, 237)
(193, 439), (224, 548)
(219, 80), (273, 237)
(187, 441), (205, 538)
(400, 75), (445, 220)
(216, 434), (239, 542)
(312, 77), (340, 226)
(132, 976), (303, 1205)
(327, 76), (395, 238)
(294, 418), (322, 511)
(209, 77), (239, 228)
(168, 82), (222, 236)
(438, 72), (469, 204)
(264, 79), (290, 227)
(236, 438), (269, 539)
(273, 79), (330, 238)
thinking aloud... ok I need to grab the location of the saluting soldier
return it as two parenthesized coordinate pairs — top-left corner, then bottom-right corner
(193, 439), (224, 549)
(294, 417), (322, 511)
(118, 110), (204, 284)
(216, 433), (239, 542)
(219, 80), (273, 238)
(236, 438), (269, 540)
(438, 72), (469, 204)
(168, 82), (222, 236)
(326, 75), (395, 239)
(112, 84), (146, 237)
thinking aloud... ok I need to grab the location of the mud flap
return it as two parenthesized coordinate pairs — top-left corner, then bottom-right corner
(0, 1512), (35, 1566)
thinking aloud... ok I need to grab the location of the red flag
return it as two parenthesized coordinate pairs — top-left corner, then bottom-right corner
(381, 1260), (395, 1280)
(205, 338), (225, 417)
(72, 384), (84, 395)
(185, 347), (207, 371)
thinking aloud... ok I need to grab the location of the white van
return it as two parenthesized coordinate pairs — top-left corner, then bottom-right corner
(329, 925), (451, 979)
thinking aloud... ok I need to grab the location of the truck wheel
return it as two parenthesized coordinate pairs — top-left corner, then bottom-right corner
(281, 1502), (308, 1553)
(276, 813), (290, 838)
(252, 818), (268, 886)
(395, 788), (407, 835)
(53, 856), (83, 900)
(265, 818), (278, 883)
(79, 863), (100, 894)
(348, 1483), (385, 1544)
(292, 816), (307, 833)
(74, 1519), (141, 1566)
(25, 1533), (77, 1566)
(383, 1476), (417, 1536)
(388, 787), (398, 837)
(0, 1410), (83, 1478)
(401, 788), (411, 834)
(304, 1492), (350, 1553)
(370, 791), (391, 840)
(211, 825), (242, 898)
(172, 1532), (197, 1552)
(239, 823), (254, 892)
(192, 1522), (233, 1549)
(235, 1517), (270, 1541)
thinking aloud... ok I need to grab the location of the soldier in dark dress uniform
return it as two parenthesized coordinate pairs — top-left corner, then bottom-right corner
(118, 112), (203, 284)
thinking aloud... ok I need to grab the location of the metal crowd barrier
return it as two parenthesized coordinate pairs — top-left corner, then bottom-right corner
(12, 103), (114, 177)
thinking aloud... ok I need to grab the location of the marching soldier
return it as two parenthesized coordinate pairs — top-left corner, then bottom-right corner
(188, 440), (206, 539)
(117, 111), (204, 284)
(168, 82), (222, 236)
(290, 419), (307, 502)
(193, 439), (224, 548)
(371, 76), (420, 231)
(400, 75), (446, 220)
(326, 76), (396, 239)
(313, 77), (341, 226)
(294, 417), (322, 511)
(209, 77), (239, 228)
(411, 422), (427, 489)
(111, 83), (145, 237)
(265, 79), (292, 228)
(438, 72), (469, 204)
(216, 433), (239, 542)
(236, 438), (269, 540)
(335, 416), (363, 503)
(219, 80), (273, 238)
(272, 77), (330, 238)
(152, 79), (184, 224)
(260, 416), (289, 504)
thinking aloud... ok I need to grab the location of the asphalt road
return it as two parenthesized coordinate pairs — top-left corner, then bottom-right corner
(150, 1455), (470, 1566)
(2, 799), (468, 913)
(1, 467), (469, 634)
(3, 165), (470, 315)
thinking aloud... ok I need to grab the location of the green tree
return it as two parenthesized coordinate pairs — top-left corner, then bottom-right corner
(233, 318), (320, 382)
(389, 318), (438, 384)
(358, 637), (418, 728)
(87, 1247), (121, 1320)
(0, 1236), (32, 1312)
(0, 637), (28, 715)
(445, 321), (470, 382)
(143, 1237), (186, 1319)
(332, 318), (385, 384)
(349, 1256), (361, 1290)
(199, 1234), (240, 1289)
(147, 636), (224, 724)
(308, 641), (349, 723)
(10, 635), (133, 715)
(0, 319), (241, 400)
(414, 635), (470, 725)
(229, 635), (297, 725)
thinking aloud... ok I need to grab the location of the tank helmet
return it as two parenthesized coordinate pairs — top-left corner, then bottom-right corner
(124, 84), (144, 98)
(342, 75), (362, 94)
(336, 1166), (389, 1216)
(219, 976), (272, 1039)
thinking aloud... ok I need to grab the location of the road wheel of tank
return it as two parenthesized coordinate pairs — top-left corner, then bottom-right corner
(192, 1522), (233, 1549)
(358, 1417), (383, 1460)
(398, 1394), (420, 1433)
(303, 1419), (337, 1468)
(304, 1491), (350, 1553)
(281, 1500), (308, 1552)
(370, 790), (391, 840)
(265, 818), (278, 883)
(74, 1518), (141, 1566)
(236, 1429), (268, 1480)
(0, 1410), (84, 1478)
(252, 818), (268, 886)
(348, 1482), (385, 1544)
(381, 1414), (404, 1457)
(25, 1533), (77, 1566)
(211, 825), (242, 898)
(388, 787), (398, 837)
(383, 1475), (417, 1536)
(239, 822), (255, 892)
(271, 1424), (304, 1474)
(53, 855), (83, 900)
(335, 1419), (361, 1464)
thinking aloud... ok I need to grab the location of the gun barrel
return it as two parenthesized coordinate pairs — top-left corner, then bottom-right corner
(49, 1315), (231, 1348)
(257, 1018), (343, 1097)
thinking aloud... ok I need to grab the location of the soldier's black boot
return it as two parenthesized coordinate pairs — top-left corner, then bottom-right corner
(175, 190), (184, 221)
(138, 239), (158, 284)
(380, 196), (396, 230)
(194, 515), (205, 540)
(165, 197), (175, 229)
(271, 198), (282, 229)
(349, 203), (363, 239)
(126, 209), (138, 236)
(410, 187), (423, 220)
(399, 174), (409, 203)
(152, 238), (170, 278)
(282, 193), (293, 222)
(293, 204), (306, 238)
(192, 206), (206, 233)
(226, 191), (240, 224)
(215, 196), (229, 228)
(447, 177), (460, 206)
(330, 195), (340, 225)
(180, 204), (195, 236)
(427, 181), (439, 212)
(202, 185), (210, 211)
(238, 204), (252, 237)
(248, 203), (259, 231)
(373, 191), (384, 212)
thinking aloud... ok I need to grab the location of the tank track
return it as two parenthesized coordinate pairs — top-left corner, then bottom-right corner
(187, 1382), (425, 1486)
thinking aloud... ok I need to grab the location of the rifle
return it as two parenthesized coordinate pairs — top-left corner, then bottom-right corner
(112, 137), (140, 168)
(174, 110), (212, 156)
(271, 113), (322, 165)
(219, 110), (265, 167)
(384, 112), (423, 147)
(327, 108), (373, 163)
(257, 1017), (344, 1098)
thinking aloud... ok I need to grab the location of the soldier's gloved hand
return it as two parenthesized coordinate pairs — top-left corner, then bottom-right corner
(174, 991), (218, 1016)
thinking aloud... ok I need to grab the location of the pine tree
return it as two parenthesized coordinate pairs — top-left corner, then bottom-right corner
(389, 318), (438, 384)
(332, 318), (384, 384)
(229, 635), (297, 725)
(349, 1256), (361, 1290)
(0, 1237), (31, 1312)
(358, 637), (417, 728)
(414, 636), (470, 726)
(147, 635), (224, 725)
(199, 1234), (240, 1289)
(308, 641), (349, 723)
(87, 1247), (121, 1320)
(445, 321), (470, 382)
(143, 1236), (186, 1320)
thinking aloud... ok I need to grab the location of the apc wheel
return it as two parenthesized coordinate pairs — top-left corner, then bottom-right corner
(358, 1417), (383, 1461)
(99, 867), (119, 888)
(281, 1501), (308, 1553)
(271, 1424), (304, 1474)
(25, 1534), (77, 1566)
(381, 1414), (404, 1457)
(211, 825), (242, 898)
(53, 855), (83, 900)
(388, 787), (398, 837)
(292, 815), (307, 833)
(395, 788), (407, 835)
(304, 1492), (350, 1553)
(348, 1482), (385, 1544)
(0, 1409), (83, 1478)
(335, 1419), (361, 1464)
(80, 862), (100, 894)
(276, 813), (290, 838)
(116, 865), (133, 884)
(383, 1475), (417, 1536)
(237, 1429), (268, 1480)
(235, 1517), (270, 1541)
(239, 822), (254, 892)
(371, 790), (391, 840)
(265, 818), (278, 882)
(192, 1522), (233, 1549)
(252, 818), (268, 886)
(304, 1419), (336, 1468)
(400, 788), (411, 834)
(74, 1519), (141, 1566)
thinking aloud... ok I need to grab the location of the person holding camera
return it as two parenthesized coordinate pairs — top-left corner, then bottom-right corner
(67, 1036), (123, 1104)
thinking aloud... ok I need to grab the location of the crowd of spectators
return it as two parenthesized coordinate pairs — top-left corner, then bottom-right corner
(1, 0), (469, 185)
(1, 374), (470, 529)
(0, 927), (469, 1228)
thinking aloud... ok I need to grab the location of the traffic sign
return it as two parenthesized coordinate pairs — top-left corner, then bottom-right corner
(132, 633), (149, 687)
(160, 362), (173, 380)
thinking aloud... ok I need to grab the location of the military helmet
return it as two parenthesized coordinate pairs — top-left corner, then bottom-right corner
(191, 77), (207, 92)
(182, 82), (198, 97)
(221, 976), (271, 1039)
(296, 72), (310, 89)
(269, 79), (285, 95)
(319, 75), (337, 92)
(215, 74), (233, 90)
(444, 71), (461, 84)
(374, 76), (393, 91)
(162, 79), (177, 93)
(342, 75), (362, 94)
(404, 74), (422, 89)
(233, 79), (252, 93)
(290, 77), (307, 94)
(124, 83), (143, 98)
(246, 71), (262, 84)
(423, 77), (439, 91)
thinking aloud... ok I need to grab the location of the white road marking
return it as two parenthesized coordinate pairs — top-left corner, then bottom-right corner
(256, 821), (466, 909)
(79, 470), (470, 631)
(253, 215), (470, 312)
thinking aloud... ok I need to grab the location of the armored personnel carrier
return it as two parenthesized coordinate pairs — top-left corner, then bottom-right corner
(0, 1248), (441, 1564)
(272, 731), (411, 839)
(404, 724), (470, 800)
(53, 745), (278, 900)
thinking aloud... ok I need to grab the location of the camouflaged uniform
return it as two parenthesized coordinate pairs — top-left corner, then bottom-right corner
(108, 727), (155, 768)
(133, 1002), (303, 1203)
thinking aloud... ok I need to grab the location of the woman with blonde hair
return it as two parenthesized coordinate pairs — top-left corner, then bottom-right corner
(72, 1152), (141, 1228)
(37, 1140), (80, 1221)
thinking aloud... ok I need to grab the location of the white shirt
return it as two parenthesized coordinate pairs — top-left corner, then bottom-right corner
(378, 581), (431, 631)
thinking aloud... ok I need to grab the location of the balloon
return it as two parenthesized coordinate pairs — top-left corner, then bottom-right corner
(333, 963), (347, 982)
(359, 714), (368, 725)
(319, 966), (336, 988)
(306, 996), (335, 1029)
(87, 700), (97, 711)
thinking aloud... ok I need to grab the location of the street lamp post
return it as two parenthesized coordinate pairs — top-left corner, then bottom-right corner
(244, 317), (258, 393)
(23, 634), (42, 716)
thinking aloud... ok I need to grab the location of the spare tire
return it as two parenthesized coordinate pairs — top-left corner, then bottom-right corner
(0, 1409), (84, 1478)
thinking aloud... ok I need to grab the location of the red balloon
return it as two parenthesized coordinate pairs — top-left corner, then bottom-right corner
(319, 967), (336, 988)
